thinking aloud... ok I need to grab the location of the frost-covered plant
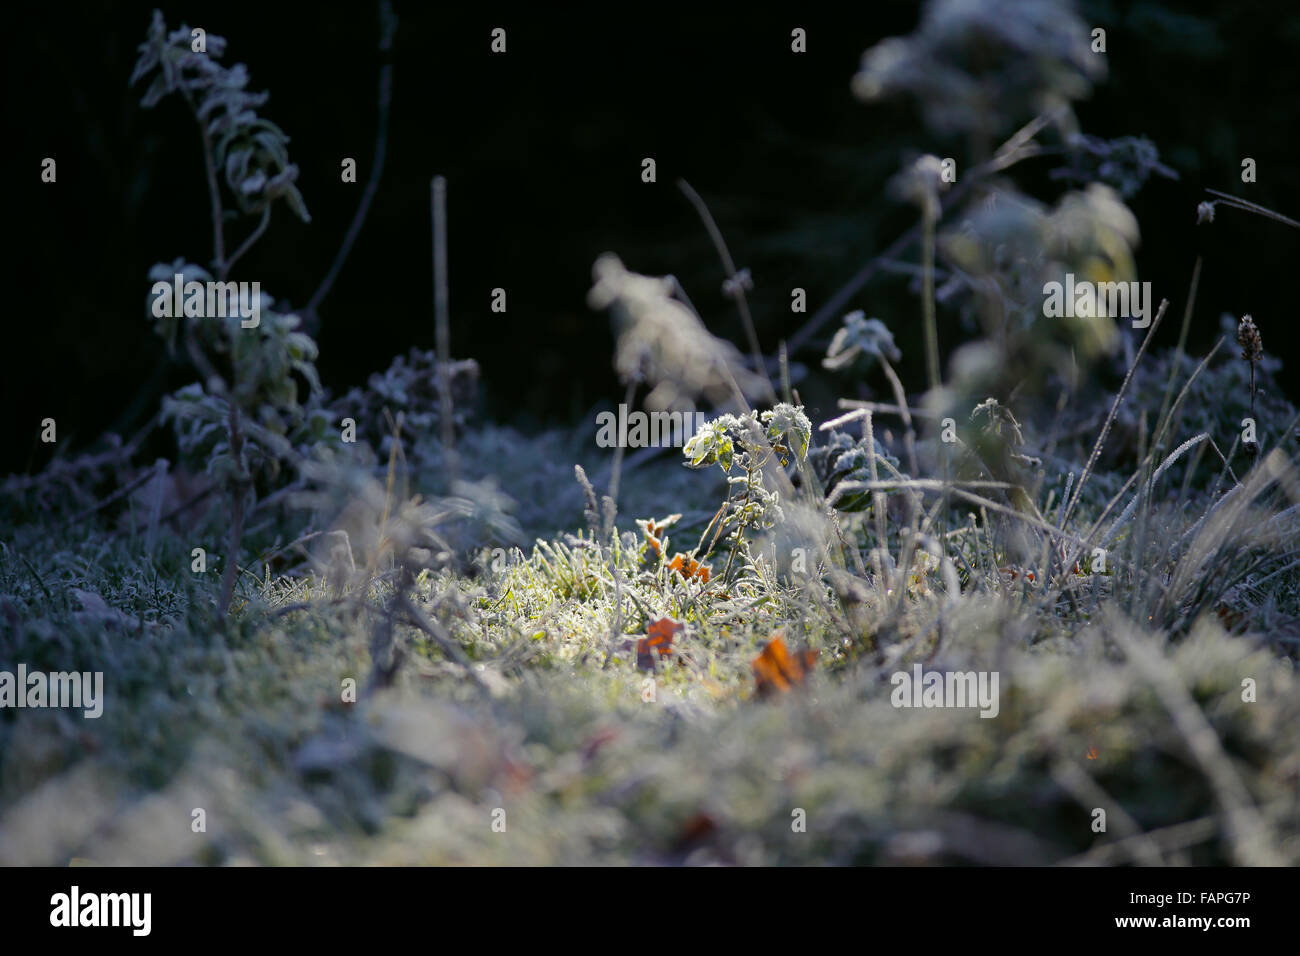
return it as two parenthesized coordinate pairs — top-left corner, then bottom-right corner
(330, 349), (480, 466)
(942, 183), (1139, 359)
(821, 311), (901, 373)
(931, 181), (1143, 434)
(293, 445), (522, 688)
(131, 11), (309, 225)
(1098, 315), (1291, 477)
(810, 430), (901, 513)
(587, 253), (767, 413)
(852, 0), (1103, 150)
(850, 0), (1164, 421)
(1050, 134), (1178, 198)
(132, 11), (317, 615)
(683, 404), (810, 583)
(1236, 314), (1263, 437)
(149, 261), (328, 484)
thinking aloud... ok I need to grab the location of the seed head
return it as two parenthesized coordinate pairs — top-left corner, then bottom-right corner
(1236, 315), (1262, 363)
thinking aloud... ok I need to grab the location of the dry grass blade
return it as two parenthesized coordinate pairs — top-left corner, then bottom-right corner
(1062, 298), (1169, 530)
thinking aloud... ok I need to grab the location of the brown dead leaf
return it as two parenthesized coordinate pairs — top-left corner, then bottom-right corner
(752, 635), (817, 697)
(637, 617), (683, 670)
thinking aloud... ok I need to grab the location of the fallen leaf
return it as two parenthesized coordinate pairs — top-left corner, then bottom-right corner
(752, 635), (817, 696)
(637, 617), (683, 670)
(667, 552), (711, 584)
(675, 812), (718, 850)
(635, 514), (681, 560)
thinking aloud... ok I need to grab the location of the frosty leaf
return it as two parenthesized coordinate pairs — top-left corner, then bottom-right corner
(823, 311), (901, 372)
(239, 169), (267, 196)
(760, 403), (812, 463)
(139, 74), (171, 108)
(682, 416), (745, 473)
(971, 397), (1025, 446)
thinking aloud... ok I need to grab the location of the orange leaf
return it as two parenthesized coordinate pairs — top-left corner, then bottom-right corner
(636, 515), (681, 560)
(637, 617), (684, 670)
(752, 636), (817, 696)
(668, 552), (711, 583)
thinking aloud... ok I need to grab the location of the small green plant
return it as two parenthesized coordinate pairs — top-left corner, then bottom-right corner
(683, 403), (810, 585)
(132, 11), (318, 615)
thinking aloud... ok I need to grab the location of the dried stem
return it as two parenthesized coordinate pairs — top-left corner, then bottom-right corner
(676, 178), (776, 402)
(304, 1), (398, 321)
(432, 175), (458, 485)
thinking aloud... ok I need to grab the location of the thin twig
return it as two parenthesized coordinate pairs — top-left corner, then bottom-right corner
(920, 195), (940, 394)
(1204, 188), (1300, 229)
(879, 357), (920, 477)
(1058, 816), (1218, 866)
(432, 174), (457, 485)
(224, 205), (271, 276)
(304, 1), (398, 320)
(1050, 759), (1166, 866)
(676, 178), (776, 402)
(837, 398), (942, 419)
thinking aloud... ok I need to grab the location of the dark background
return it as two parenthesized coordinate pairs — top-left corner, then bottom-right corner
(6, 0), (1298, 475)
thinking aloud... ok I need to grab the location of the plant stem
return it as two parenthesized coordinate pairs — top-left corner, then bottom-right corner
(921, 198), (940, 395)
(604, 380), (637, 527)
(225, 205), (271, 277)
(1250, 361), (1256, 422)
(721, 475), (753, 586)
(218, 401), (247, 617)
(181, 87), (226, 273)
(432, 175), (458, 486)
(865, 410), (889, 591)
(305, 1), (397, 322)
(676, 178), (776, 402)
